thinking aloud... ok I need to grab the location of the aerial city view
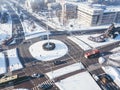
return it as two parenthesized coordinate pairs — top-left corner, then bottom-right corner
(1, 0), (120, 90)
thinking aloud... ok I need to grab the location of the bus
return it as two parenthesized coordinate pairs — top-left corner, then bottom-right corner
(0, 75), (18, 85)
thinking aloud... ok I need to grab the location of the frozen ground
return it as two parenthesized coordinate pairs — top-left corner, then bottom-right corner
(0, 52), (6, 75)
(68, 34), (120, 51)
(46, 62), (84, 79)
(22, 19), (46, 36)
(55, 71), (101, 90)
(0, 15), (12, 44)
(102, 66), (120, 87)
(29, 39), (68, 61)
(109, 53), (120, 61)
(111, 47), (120, 52)
(9, 2), (47, 40)
(7, 48), (23, 71)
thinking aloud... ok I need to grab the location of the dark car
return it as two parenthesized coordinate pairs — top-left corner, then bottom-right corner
(39, 84), (53, 90)
(54, 60), (67, 65)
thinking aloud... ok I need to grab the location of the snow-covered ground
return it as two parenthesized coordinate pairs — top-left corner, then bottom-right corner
(0, 14), (12, 44)
(55, 71), (101, 90)
(22, 19), (46, 36)
(102, 66), (120, 87)
(111, 47), (120, 52)
(68, 36), (92, 50)
(108, 46), (120, 61)
(29, 39), (68, 61)
(46, 62), (84, 79)
(0, 52), (6, 75)
(68, 34), (120, 51)
(29, 9), (120, 31)
(109, 53), (120, 61)
(7, 48), (23, 71)
(21, 15), (51, 40)
(9, 2), (48, 40)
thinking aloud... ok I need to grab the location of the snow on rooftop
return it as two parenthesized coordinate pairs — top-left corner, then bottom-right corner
(7, 48), (23, 71)
(55, 71), (101, 90)
(46, 62), (84, 79)
(0, 52), (6, 75)
(29, 39), (68, 61)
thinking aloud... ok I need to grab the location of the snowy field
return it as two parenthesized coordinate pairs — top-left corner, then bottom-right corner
(0, 15), (12, 44)
(0, 53), (6, 75)
(21, 18), (48, 40)
(55, 71), (101, 90)
(29, 39), (68, 61)
(68, 34), (120, 51)
(22, 19), (46, 36)
(46, 62), (84, 79)
(7, 48), (23, 71)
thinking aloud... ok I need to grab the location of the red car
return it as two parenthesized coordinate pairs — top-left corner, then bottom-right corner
(84, 49), (100, 59)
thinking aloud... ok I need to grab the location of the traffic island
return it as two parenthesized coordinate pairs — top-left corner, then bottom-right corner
(29, 39), (68, 61)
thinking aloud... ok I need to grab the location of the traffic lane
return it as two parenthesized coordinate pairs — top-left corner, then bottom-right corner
(6, 4), (25, 44)
(17, 5), (56, 31)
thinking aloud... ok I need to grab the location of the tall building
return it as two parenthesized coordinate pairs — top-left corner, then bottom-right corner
(77, 3), (120, 26)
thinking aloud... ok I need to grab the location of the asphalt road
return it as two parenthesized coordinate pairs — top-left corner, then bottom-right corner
(1, 1), (120, 90)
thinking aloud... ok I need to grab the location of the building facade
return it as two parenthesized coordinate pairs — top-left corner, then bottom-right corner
(77, 3), (120, 26)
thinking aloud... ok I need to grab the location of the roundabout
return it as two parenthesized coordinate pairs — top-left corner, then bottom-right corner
(29, 39), (68, 61)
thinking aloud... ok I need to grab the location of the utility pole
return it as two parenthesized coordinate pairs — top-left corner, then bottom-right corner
(61, 0), (66, 26)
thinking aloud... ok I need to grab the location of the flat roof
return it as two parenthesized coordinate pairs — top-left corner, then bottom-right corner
(55, 71), (102, 90)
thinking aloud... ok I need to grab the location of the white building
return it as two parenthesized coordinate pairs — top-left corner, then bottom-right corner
(77, 3), (120, 26)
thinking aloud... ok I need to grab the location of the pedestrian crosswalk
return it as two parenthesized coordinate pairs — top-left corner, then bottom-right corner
(32, 79), (54, 90)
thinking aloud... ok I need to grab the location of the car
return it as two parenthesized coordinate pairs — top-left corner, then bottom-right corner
(39, 84), (53, 90)
(31, 73), (44, 78)
(98, 74), (113, 84)
(54, 60), (67, 65)
(84, 49), (100, 59)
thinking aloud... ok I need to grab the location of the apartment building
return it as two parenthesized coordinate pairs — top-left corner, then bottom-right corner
(77, 3), (120, 26)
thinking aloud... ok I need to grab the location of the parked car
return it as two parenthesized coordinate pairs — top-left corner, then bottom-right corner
(54, 60), (67, 65)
